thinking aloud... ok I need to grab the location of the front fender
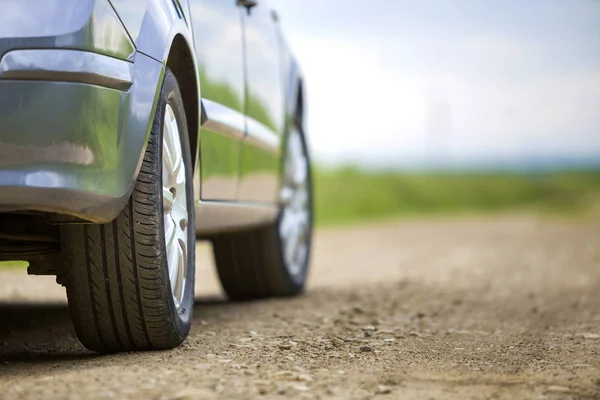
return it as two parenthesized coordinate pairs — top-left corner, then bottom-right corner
(114, 0), (194, 65)
(111, 0), (201, 188)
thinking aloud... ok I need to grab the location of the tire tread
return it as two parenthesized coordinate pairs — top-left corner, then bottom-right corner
(62, 69), (194, 353)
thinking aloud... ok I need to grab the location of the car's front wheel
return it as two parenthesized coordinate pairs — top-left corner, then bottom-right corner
(213, 126), (313, 300)
(61, 69), (196, 353)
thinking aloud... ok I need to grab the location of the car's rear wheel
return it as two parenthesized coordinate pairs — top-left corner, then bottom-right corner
(61, 69), (195, 353)
(213, 126), (313, 300)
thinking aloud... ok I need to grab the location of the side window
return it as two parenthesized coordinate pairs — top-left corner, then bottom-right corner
(242, 5), (284, 135)
(191, 1), (245, 115)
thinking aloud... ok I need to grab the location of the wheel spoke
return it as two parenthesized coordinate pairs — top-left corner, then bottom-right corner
(167, 111), (183, 165)
(173, 242), (186, 305)
(175, 219), (188, 250)
(291, 188), (308, 211)
(280, 187), (294, 206)
(162, 140), (175, 184)
(293, 158), (308, 186)
(163, 187), (174, 211)
(164, 216), (177, 251)
(167, 237), (179, 290)
(171, 202), (187, 225)
(161, 104), (188, 310)
(278, 129), (311, 277)
(279, 210), (294, 239)
(285, 223), (300, 268)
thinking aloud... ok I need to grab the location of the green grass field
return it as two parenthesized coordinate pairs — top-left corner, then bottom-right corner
(0, 260), (28, 268)
(313, 168), (600, 225)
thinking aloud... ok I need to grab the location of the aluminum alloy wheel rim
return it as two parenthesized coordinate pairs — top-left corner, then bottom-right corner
(279, 129), (310, 277)
(162, 104), (188, 310)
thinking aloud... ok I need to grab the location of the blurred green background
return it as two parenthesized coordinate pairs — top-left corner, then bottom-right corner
(313, 168), (600, 226)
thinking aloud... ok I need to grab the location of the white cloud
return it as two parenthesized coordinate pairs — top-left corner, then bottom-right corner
(293, 37), (429, 162)
(289, 31), (600, 167)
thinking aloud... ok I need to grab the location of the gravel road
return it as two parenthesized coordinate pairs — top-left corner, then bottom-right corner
(0, 214), (599, 399)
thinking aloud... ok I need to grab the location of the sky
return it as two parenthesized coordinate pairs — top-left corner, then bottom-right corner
(269, 0), (600, 169)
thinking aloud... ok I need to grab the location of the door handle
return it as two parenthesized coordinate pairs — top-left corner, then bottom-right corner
(237, 0), (257, 8)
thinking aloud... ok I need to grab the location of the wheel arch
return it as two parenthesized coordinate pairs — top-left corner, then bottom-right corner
(283, 56), (306, 136)
(133, 1), (201, 171)
(294, 78), (305, 130)
(166, 34), (200, 170)
(279, 59), (308, 189)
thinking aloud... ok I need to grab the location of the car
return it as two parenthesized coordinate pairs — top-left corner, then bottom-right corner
(0, 0), (312, 353)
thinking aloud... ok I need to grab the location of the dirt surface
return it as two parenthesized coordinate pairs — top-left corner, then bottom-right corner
(0, 214), (599, 400)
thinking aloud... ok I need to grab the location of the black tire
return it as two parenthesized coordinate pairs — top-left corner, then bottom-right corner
(61, 69), (196, 353)
(213, 127), (313, 300)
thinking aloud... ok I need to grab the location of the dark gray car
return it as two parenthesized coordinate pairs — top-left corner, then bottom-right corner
(0, 0), (312, 353)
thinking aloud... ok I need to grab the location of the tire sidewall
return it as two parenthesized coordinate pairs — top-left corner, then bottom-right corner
(157, 71), (196, 337)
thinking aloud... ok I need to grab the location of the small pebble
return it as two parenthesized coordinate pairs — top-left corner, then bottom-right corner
(297, 374), (313, 382)
(546, 386), (573, 394)
(362, 325), (376, 331)
(360, 345), (373, 352)
(377, 385), (392, 394)
(230, 343), (255, 349)
(292, 384), (309, 392)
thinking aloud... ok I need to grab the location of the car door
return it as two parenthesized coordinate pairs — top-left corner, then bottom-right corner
(189, 0), (245, 200)
(237, 1), (284, 203)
